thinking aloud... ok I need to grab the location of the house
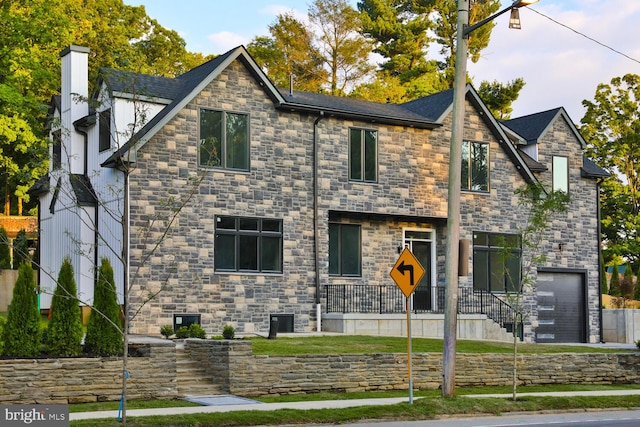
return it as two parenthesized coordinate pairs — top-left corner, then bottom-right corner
(31, 45), (608, 343)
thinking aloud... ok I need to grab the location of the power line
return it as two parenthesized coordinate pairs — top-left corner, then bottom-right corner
(528, 7), (640, 66)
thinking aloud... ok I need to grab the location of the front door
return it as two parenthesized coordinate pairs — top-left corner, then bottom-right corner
(404, 230), (433, 311)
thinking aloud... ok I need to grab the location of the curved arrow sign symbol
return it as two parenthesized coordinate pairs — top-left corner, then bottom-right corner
(396, 260), (415, 287)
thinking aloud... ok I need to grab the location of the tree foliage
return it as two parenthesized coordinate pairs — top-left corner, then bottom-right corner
(609, 264), (621, 297)
(46, 258), (83, 357)
(478, 78), (526, 120)
(2, 262), (41, 357)
(84, 258), (122, 356)
(581, 74), (640, 265)
(309, 0), (374, 95)
(12, 229), (29, 269)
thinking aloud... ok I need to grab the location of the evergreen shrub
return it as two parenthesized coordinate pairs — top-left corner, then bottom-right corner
(46, 258), (83, 357)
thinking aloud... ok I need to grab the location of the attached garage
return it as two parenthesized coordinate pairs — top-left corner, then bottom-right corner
(535, 270), (587, 343)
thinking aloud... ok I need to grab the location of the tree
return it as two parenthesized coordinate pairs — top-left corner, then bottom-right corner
(309, 0), (374, 95)
(46, 258), (83, 357)
(432, 0), (501, 88)
(609, 264), (621, 297)
(84, 258), (122, 356)
(248, 13), (327, 92)
(503, 183), (570, 401)
(634, 264), (640, 301)
(12, 229), (29, 269)
(2, 262), (41, 357)
(580, 74), (640, 265)
(0, 227), (11, 269)
(622, 263), (635, 300)
(478, 78), (526, 120)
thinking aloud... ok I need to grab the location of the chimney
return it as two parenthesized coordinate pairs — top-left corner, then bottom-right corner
(60, 45), (90, 175)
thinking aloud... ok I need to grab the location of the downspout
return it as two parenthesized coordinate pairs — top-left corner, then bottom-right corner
(596, 177), (605, 342)
(313, 112), (324, 332)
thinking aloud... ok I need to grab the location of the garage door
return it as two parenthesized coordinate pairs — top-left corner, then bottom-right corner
(535, 272), (586, 343)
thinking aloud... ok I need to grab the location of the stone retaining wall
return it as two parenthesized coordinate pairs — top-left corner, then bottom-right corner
(0, 338), (176, 404)
(185, 340), (640, 397)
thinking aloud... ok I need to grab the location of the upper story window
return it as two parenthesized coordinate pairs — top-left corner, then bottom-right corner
(199, 109), (249, 170)
(329, 223), (361, 276)
(473, 232), (521, 293)
(215, 216), (283, 273)
(349, 128), (377, 183)
(52, 130), (62, 170)
(461, 140), (489, 192)
(552, 156), (569, 193)
(98, 109), (111, 152)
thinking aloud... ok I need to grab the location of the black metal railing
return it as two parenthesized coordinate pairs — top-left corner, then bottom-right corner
(325, 284), (516, 328)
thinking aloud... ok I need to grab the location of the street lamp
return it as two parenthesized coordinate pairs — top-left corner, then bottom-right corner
(442, 0), (539, 398)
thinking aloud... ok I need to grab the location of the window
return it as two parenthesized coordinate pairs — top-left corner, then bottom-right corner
(329, 223), (361, 276)
(461, 141), (489, 191)
(99, 109), (111, 152)
(200, 109), (249, 170)
(349, 128), (377, 182)
(553, 156), (569, 193)
(52, 130), (61, 170)
(215, 216), (282, 273)
(473, 232), (521, 293)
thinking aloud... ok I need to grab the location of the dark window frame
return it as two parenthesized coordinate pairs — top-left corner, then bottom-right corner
(214, 216), (283, 273)
(199, 108), (250, 171)
(461, 140), (489, 192)
(328, 223), (362, 277)
(349, 128), (378, 183)
(98, 109), (111, 152)
(472, 232), (521, 293)
(52, 129), (62, 170)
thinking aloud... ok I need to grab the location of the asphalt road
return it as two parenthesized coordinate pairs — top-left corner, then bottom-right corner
(338, 409), (640, 427)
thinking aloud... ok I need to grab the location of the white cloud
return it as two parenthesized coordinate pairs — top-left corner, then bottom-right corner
(207, 31), (249, 53)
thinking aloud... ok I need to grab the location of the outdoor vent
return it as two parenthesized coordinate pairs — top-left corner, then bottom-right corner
(173, 314), (201, 332)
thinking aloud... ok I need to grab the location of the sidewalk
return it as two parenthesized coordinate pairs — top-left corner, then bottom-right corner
(69, 389), (640, 421)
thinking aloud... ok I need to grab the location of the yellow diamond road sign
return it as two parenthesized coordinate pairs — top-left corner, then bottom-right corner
(390, 247), (425, 298)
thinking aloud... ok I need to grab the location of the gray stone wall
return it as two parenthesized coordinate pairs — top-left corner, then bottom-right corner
(124, 56), (601, 343)
(0, 340), (176, 404)
(188, 340), (640, 397)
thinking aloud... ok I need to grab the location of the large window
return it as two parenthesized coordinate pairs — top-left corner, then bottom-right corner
(215, 216), (282, 273)
(553, 156), (569, 193)
(200, 109), (249, 170)
(473, 232), (521, 293)
(99, 109), (111, 152)
(349, 128), (377, 182)
(461, 141), (489, 191)
(329, 223), (361, 276)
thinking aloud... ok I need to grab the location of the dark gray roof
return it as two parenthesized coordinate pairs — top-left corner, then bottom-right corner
(400, 89), (454, 122)
(518, 149), (547, 172)
(581, 156), (610, 179)
(278, 90), (439, 129)
(99, 68), (186, 100)
(500, 108), (562, 144)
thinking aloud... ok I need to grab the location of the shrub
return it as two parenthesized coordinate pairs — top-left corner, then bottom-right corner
(160, 325), (174, 339)
(0, 227), (11, 269)
(46, 258), (83, 357)
(84, 258), (123, 356)
(636, 339), (640, 350)
(175, 326), (189, 339)
(12, 229), (29, 270)
(222, 324), (235, 340)
(188, 323), (207, 339)
(0, 315), (6, 355)
(609, 264), (621, 297)
(2, 263), (41, 356)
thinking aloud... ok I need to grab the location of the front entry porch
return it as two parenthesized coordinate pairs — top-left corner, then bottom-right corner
(322, 285), (516, 342)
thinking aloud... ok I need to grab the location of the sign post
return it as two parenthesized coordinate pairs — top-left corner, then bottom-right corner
(390, 247), (425, 404)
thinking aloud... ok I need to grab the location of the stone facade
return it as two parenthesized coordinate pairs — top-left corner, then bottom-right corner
(122, 57), (603, 343)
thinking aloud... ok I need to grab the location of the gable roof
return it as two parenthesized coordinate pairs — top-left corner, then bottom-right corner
(500, 107), (587, 149)
(98, 68), (186, 103)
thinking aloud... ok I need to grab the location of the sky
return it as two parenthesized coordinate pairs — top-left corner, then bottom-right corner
(123, 0), (640, 122)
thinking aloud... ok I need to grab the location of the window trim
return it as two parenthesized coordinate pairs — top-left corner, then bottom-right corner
(52, 129), (62, 170)
(98, 109), (111, 153)
(552, 155), (569, 193)
(199, 108), (250, 171)
(214, 216), (283, 274)
(348, 128), (378, 183)
(461, 140), (490, 192)
(328, 222), (362, 277)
